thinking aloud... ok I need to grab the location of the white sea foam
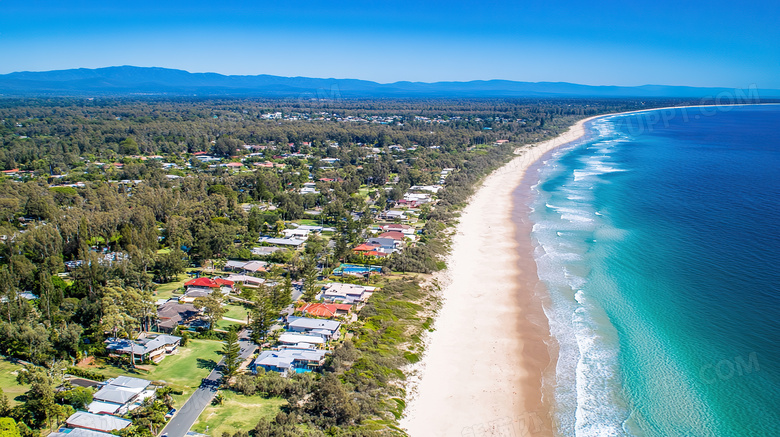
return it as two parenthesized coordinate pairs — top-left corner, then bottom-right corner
(530, 123), (633, 437)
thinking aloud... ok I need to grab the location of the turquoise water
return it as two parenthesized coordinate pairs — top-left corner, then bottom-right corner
(333, 263), (382, 275)
(530, 105), (780, 436)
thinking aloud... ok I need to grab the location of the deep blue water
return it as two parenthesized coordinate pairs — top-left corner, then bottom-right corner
(530, 105), (780, 436)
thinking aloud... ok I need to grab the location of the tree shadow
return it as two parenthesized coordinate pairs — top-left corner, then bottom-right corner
(196, 358), (217, 370)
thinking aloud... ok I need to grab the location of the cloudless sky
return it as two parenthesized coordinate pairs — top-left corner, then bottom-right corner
(1, 0), (779, 87)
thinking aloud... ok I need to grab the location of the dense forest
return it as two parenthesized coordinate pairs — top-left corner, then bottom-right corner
(0, 97), (690, 436)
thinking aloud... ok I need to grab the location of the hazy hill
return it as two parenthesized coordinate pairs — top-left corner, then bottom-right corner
(0, 66), (775, 98)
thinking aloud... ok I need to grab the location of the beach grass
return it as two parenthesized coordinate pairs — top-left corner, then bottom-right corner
(191, 392), (286, 435)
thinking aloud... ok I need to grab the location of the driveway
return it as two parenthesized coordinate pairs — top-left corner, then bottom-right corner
(159, 334), (257, 437)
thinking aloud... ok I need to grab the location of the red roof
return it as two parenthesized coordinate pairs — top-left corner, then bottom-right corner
(193, 151), (208, 155)
(383, 224), (413, 230)
(364, 251), (388, 257)
(352, 243), (380, 252)
(297, 303), (352, 318)
(184, 277), (233, 288)
(378, 231), (405, 240)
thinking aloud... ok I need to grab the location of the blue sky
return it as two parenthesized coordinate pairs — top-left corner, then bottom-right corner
(1, 0), (779, 87)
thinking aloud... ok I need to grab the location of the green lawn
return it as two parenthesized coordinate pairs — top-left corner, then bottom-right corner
(293, 219), (320, 226)
(357, 186), (375, 198)
(0, 359), (28, 404)
(216, 319), (243, 331)
(78, 339), (224, 407)
(223, 303), (249, 321)
(154, 274), (188, 300)
(191, 392), (286, 435)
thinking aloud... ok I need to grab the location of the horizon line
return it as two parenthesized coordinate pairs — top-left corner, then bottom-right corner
(1, 65), (770, 91)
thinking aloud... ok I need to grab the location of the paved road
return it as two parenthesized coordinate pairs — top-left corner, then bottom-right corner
(159, 335), (257, 437)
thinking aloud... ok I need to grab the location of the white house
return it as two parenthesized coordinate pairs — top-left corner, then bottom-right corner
(65, 412), (131, 434)
(286, 316), (341, 341)
(282, 228), (311, 239)
(252, 347), (329, 376)
(87, 376), (153, 416)
(320, 283), (376, 304)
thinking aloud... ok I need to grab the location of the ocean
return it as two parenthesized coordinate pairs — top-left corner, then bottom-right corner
(528, 105), (780, 436)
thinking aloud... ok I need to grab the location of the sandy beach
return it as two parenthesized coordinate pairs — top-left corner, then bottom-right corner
(401, 115), (600, 437)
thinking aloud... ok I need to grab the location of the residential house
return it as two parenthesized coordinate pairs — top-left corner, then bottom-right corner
(351, 242), (389, 257)
(252, 246), (282, 256)
(251, 347), (329, 376)
(225, 260), (268, 274)
(380, 223), (415, 235)
(282, 228), (310, 239)
(379, 210), (407, 221)
(377, 231), (406, 241)
(184, 277), (234, 295)
(105, 334), (181, 364)
(64, 412), (131, 434)
(403, 192), (433, 204)
(179, 290), (210, 303)
(286, 316), (341, 341)
(296, 225), (336, 233)
(50, 429), (117, 437)
(258, 237), (306, 248)
(224, 260), (249, 271)
(87, 376), (153, 416)
(156, 302), (200, 333)
(242, 260), (268, 273)
(297, 303), (352, 318)
(277, 332), (326, 347)
(225, 274), (265, 287)
(320, 283), (376, 304)
(367, 237), (401, 253)
(409, 184), (443, 193)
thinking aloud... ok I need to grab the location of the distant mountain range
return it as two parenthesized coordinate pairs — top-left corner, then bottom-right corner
(0, 66), (777, 99)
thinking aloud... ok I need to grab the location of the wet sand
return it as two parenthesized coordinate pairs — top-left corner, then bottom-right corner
(401, 116), (600, 437)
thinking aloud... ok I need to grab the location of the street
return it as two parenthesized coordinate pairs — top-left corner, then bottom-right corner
(158, 334), (257, 437)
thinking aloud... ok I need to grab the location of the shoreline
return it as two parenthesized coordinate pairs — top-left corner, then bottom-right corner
(400, 103), (765, 436)
(401, 115), (600, 437)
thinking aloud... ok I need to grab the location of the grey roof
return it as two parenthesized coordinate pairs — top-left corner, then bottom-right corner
(225, 260), (248, 269)
(50, 429), (116, 437)
(92, 375), (151, 404)
(254, 348), (328, 371)
(106, 335), (180, 356)
(157, 302), (199, 321)
(66, 411), (132, 432)
(92, 386), (138, 404)
(110, 375), (152, 389)
(252, 246), (282, 255)
(367, 238), (397, 250)
(242, 261), (268, 271)
(287, 316), (340, 332)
